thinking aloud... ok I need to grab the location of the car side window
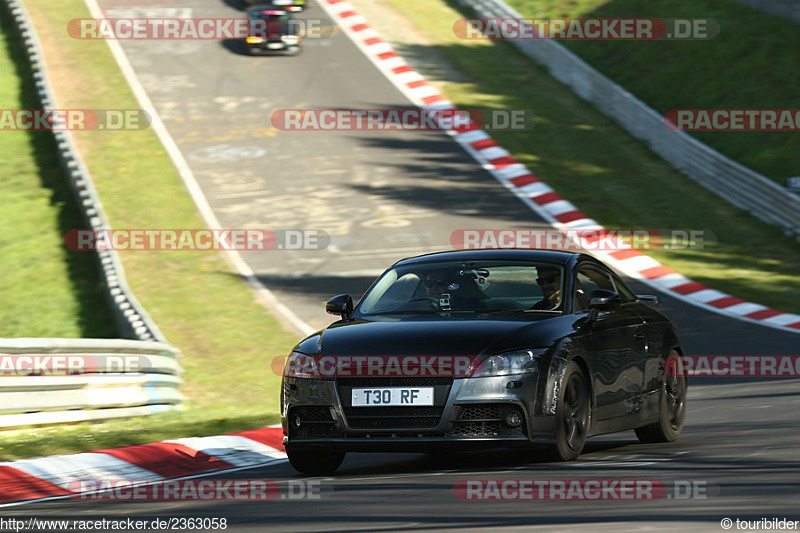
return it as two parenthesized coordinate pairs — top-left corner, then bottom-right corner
(574, 267), (615, 312)
(611, 273), (637, 303)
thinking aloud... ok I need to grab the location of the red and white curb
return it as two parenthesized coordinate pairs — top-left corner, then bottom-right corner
(317, 0), (800, 334)
(0, 426), (286, 506)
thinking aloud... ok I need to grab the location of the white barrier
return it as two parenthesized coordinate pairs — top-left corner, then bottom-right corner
(0, 339), (184, 428)
(0, 1), (186, 429)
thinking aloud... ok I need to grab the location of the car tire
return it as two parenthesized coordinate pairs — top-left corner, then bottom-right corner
(635, 349), (686, 443)
(286, 445), (345, 475)
(545, 361), (591, 461)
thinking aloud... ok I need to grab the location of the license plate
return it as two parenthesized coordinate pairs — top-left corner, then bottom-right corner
(267, 43), (284, 49)
(351, 387), (434, 407)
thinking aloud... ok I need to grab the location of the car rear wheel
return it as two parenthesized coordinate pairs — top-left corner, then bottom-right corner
(286, 445), (345, 475)
(545, 361), (590, 461)
(635, 349), (686, 443)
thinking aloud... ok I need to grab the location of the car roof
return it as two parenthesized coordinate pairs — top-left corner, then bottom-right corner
(247, 6), (290, 16)
(394, 249), (587, 267)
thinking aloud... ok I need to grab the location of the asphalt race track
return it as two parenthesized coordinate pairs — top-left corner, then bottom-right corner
(7, 379), (799, 531)
(9, 0), (797, 530)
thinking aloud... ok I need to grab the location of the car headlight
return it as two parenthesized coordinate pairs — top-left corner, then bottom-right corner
(284, 351), (320, 378)
(281, 34), (300, 44)
(473, 349), (545, 377)
(246, 36), (265, 44)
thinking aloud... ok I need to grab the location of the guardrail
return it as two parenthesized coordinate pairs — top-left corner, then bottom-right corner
(733, 0), (800, 24)
(455, 0), (800, 237)
(0, 339), (184, 428)
(4, 0), (166, 341)
(2, 1), (185, 428)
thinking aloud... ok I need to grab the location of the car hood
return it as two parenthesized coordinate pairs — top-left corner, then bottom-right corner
(299, 315), (570, 357)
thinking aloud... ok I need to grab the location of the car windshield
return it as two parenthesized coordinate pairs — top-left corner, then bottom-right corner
(250, 12), (292, 35)
(355, 260), (565, 317)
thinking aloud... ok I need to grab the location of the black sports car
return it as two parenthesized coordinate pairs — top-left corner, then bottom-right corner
(244, 7), (301, 55)
(242, 0), (307, 11)
(281, 249), (686, 474)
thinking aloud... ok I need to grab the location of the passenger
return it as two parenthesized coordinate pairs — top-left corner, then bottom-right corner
(532, 267), (561, 310)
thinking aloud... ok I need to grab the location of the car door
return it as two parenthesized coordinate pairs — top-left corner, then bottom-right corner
(609, 270), (664, 407)
(574, 264), (647, 420)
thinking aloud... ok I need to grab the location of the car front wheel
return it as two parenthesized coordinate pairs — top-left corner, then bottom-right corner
(286, 445), (345, 475)
(545, 361), (591, 461)
(636, 349), (686, 443)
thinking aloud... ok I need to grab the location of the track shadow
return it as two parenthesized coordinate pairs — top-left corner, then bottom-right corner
(220, 38), (303, 57)
(220, 38), (250, 56)
(333, 438), (641, 477)
(221, 0), (247, 11)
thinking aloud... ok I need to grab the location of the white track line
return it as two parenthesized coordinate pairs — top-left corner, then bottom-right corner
(84, 0), (314, 337)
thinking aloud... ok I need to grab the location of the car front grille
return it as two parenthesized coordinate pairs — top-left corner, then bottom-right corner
(450, 420), (504, 437)
(338, 377), (454, 387)
(458, 405), (501, 421)
(288, 406), (340, 439)
(337, 377), (453, 430)
(448, 404), (526, 438)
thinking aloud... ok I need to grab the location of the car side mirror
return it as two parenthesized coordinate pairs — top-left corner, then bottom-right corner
(588, 289), (621, 310)
(326, 294), (353, 320)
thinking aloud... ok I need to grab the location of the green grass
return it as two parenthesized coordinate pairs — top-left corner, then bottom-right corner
(0, 9), (116, 338)
(0, 0), (299, 461)
(502, 0), (800, 183)
(389, 0), (800, 313)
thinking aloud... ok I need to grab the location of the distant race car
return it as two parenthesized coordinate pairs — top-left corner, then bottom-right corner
(280, 249), (687, 474)
(244, 7), (301, 55)
(242, 0), (306, 11)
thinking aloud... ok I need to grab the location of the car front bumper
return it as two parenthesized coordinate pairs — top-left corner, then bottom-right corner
(245, 1), (304, 10)
(245, 39), (299, 53)
(281, 374), (557, 451)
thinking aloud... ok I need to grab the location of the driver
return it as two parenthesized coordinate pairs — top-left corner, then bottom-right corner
(532, 266), (561, 310)
(424, 269), (453, 299)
